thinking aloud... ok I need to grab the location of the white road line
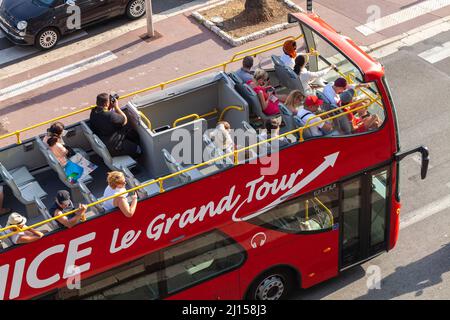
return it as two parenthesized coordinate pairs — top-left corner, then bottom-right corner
(356, 0), (450, 36)
(418, 41), (450, 63)
(0, 0), (222, 81)
(400, 195), (450, 229)
(0, 30), (88, 65)
(370, 15), (450, 59)
(0, 51), (117, 102)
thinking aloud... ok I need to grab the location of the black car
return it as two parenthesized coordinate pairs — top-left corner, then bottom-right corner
(0, 0), (146, 50)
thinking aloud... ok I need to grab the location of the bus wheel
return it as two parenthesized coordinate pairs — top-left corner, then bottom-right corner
(246, 268), (295, 300)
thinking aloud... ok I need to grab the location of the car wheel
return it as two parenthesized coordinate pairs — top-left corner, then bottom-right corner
(246, 268), (296, 300)
(126, 0), (146, 19)
(35, 28), (60, 50)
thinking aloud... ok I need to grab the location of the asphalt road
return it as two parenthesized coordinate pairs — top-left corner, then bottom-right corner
(293, 29), (450, 300)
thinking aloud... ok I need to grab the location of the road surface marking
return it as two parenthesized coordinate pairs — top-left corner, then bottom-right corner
(370, 15), (450, 59)
(0, 31), (88, 66)
(0, 0), (222, 80)
(400, 195), (450, 229)
(356, 0), (450, 36)
(418, 41), (450, 63)
(0, 51), (117, 102)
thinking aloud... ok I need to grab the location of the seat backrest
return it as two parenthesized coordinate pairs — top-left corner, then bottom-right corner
(35, 197), (59, 230)
(279, 103), (295, 132)
(162, 149), (190, 184)
(80, 121), (114, 169)
(293, 115), (313, 140)
(78, 181), (104, 215)
(228, 72), (244, 85)
(241, 121), (268, 156)
(0, 224), (13, 249)
(0, 162), (27, 204)
(272, 55), (305, 94)
(35, 137), (72, 188)
(235, 82), (273, 120)
(202, 134), (232, 169)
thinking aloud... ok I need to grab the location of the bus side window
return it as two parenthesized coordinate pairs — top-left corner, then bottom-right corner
(162, 231), (246, 295)
(248, 185), (339, 233)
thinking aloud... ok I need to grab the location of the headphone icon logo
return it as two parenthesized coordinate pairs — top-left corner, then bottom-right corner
(250, 232), (267, 249)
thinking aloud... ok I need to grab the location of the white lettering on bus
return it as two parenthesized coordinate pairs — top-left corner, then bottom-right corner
(146, 186), (240, 241)
(63, 232), (96, 279)
(9, 258), (26, 299)
(27, 245), (65, 289)
(110, 228), (142, 254)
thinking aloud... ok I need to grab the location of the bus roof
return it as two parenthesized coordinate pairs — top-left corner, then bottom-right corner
(289, 12), (384, 82)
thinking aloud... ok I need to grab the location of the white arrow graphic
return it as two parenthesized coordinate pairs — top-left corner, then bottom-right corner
(232, 152), (340, 222)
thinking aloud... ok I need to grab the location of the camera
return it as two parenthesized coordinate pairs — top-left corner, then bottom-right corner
(110, 93), (120, 104)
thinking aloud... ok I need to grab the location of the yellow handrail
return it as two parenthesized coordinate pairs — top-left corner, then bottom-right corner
(200, 109), (219, 119)
(0, 98), (383, 240)
(305, 200), (309, 221)
(313, 197), (334, 226)
(219, 106), (244, 122)
(138, 111), (152, 131)
(300, 97), (379, 141)
(0, 33), (303, 146)
(173, 114), (200, 127)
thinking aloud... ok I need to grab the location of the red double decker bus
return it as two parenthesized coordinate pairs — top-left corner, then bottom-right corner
(0, 11), (428, 300)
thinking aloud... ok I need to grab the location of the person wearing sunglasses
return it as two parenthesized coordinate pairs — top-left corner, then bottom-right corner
(102, 171), (138, 218)
(51, 190), (87, 229)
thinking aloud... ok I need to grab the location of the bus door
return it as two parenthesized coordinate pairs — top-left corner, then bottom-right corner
(340, 167), (391, 269)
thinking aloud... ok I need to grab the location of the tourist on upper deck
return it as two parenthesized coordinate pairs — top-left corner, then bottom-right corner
(51, 190), (87, 229)
(102, 171), (138, 218)
(5, 212), (43, 244)
(284, 90), (305, 114)
(44, 122), (76, 162)
(235, 56), (255, 84)
(280, 40), (298, 69)
(297, 96), (333, 137)
(263, 118), (290, 148)
(90, 93), (141, 158)
(340, 91), (381, 133)
(322, 78), (370, 109)
(253, 69), (284, 116)
(209, 121), (234, 154)
(293, 55), (335, 94)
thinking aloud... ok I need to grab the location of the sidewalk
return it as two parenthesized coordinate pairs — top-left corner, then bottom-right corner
(0, 0), (448, 146)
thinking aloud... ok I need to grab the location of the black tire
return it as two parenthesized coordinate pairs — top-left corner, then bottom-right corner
(245, 268), (296, 300)
(35, 27), (60, 50)
(126, 0), (146, 20)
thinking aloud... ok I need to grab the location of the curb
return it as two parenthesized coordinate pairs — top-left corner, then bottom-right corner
(192, 0), (303, 47)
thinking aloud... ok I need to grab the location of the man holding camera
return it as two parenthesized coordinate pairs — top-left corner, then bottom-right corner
(90, 93), (141, 158)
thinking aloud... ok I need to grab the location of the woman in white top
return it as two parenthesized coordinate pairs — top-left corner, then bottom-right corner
(209, 121), (234, 154)
(293, 55), (335, 95)
(103, 171), (138, 218)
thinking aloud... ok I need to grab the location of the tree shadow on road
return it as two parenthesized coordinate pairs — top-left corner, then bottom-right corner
(356, 243), (450, 300)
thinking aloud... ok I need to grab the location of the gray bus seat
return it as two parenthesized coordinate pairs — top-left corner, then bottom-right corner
(241, 121), (268, 156)
(272, 55), (305, 94)
(35, 137), (93, 188)
(78, 181), (105, 215)
(80, 121), (137, 171)
(9, 166), (35, 186)
(229, 71), (244, 85)
(293, 115), (313, 140)
(162, 149), (203, 185)
(279, 103), (295, 132)
(0, 224), (14, 249)
(0, 162), (47, 206)
(120, 166), (159, 199)
(35, 197), (59, 231)
(235, 82), (280, 121)
(202, 134), (233, 169)
(316, 91), (351, 135)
